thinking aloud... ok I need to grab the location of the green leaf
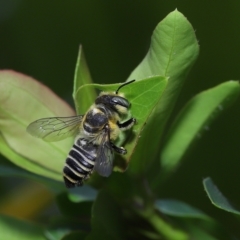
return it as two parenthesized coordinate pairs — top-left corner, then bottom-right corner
(0, 214), (45, 240)
(45, 217), (88, 240)
(161, 81), (240, 178)
(0, 164), (64, 191)
(184, 224), (219, 240)
(155, 199), (229, 239)
(126, 10), (199, 174)
(203, 177), (240, 215)
(0, 133), (61, 181)
(75, 76), (167, 171)
(56, 192), (93, 218)
(45, 224), (69, 240)
(67, 185), (97, 203)
(155, 199), (211, 220)
(73, 46), (96, 115)
(0, 70), (75, 181)
(61, 231), (87, 240)
(86, 190), (126, 240)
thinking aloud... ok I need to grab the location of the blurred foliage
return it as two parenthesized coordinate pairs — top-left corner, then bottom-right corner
(0, 1), (240, 239)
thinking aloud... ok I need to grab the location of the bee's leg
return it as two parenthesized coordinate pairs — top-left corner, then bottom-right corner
(117, 118), (136, 131)
(77, 181), (83, 187)
(110, 142), (127, 155)
(105, 123), (127, 154)
(84, 172), (92, 180)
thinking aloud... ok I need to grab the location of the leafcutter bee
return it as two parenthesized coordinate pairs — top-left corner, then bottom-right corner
(27, 80), (136, 187)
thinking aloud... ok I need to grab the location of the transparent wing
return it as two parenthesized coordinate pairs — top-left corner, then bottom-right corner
(94, 133), (114, 177)
(26, 115), (84, 142)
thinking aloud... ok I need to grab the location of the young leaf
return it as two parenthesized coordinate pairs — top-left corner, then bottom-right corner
(0, 214), (45, 240)
(0, 70), (75, 181)
(203, 177), (240, 215)
(73, 46), (96, 115)
(75, 76), (168, 171)
(126, 10), (199, 174)
(155, 199), (229, 240)
(161, 81), (240, 178)
(155, 199), (212, 220)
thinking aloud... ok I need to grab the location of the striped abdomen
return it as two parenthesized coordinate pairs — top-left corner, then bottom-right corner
(63, 138), (97, 188)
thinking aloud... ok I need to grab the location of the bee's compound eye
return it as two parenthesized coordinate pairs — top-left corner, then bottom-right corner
(111, 96), (130, 108)
(111, 98), (118, 104)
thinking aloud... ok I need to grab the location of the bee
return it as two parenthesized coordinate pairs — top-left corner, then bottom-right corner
(27, 80), (136, 188)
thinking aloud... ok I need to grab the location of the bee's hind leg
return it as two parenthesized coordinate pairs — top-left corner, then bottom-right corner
(110, 142), (127, 155)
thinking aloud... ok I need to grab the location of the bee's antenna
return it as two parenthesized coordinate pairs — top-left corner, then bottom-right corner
(115, 79), (135, 94)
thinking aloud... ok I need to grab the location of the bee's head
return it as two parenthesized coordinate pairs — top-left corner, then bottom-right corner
(95, 80), (135, 114)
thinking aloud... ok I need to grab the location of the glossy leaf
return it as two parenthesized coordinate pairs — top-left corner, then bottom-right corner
(75, 76), (168, 171)
(0, 71), (75, 180)
(73, 46), (96, 115)
(0, 214), (45, 240)
(161, 81), (240, 177)
(126, 10), (199, 174)
(203, 177), (240, 215)
(155, 199), (211, 220)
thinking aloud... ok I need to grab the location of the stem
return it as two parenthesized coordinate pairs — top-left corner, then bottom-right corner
(147, 211), (189, 240)
(134, 178), (189, 240)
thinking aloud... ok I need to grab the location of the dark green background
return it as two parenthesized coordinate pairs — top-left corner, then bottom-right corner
(1, 0), (240, 235)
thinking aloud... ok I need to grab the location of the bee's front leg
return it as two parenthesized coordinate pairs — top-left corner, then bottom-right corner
(117, 118), (136, 131)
